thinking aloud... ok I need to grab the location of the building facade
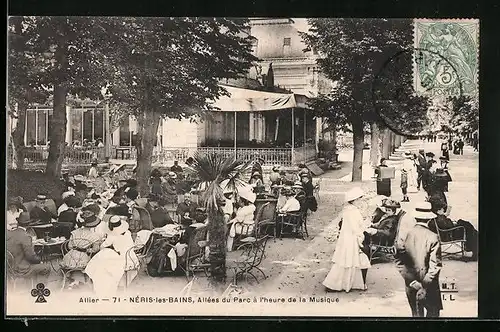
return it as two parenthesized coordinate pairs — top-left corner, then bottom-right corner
(12, 18), (328, 165)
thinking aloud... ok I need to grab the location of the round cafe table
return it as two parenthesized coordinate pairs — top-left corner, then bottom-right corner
(33, 237), (67, 272)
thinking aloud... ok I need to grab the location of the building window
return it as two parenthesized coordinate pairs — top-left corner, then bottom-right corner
(25, 107), (51, 146)
(283, 37), (291, 56)
(251, 38), (258, 54)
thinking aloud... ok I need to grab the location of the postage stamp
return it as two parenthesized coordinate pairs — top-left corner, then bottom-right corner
(6, 17), (478, 319)
(414, 19), (479, 97)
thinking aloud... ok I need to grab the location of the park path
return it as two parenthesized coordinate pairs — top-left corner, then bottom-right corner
(254, 139), (478, 317)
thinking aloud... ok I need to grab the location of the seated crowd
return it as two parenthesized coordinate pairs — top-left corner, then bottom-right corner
(6, 159), (320, 293)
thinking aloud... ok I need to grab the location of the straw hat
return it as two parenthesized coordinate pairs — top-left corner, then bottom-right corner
(36, 194), (47, 201)
(168, 171), (177, 179)
(108, 215), (129, 235)
(414, 202), (436, 220)
(238, 187), (256, 203)
(345, 187), (364, 202)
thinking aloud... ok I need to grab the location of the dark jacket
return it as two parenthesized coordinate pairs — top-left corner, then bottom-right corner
(176, 201), (204, 225)
(417, 154), (427, 173)
(372, 214), (399, 239)
(30, 206), (56, 224)
(7, 228), (42, 273)
(146, 204), (174, 228)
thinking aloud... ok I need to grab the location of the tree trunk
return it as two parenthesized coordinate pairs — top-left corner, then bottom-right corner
(381, 127), (391, 160)
(395, 134), (402, 148)
(208, 211), (227, 284)
(45, 84), (67, 178)
(135, 109), (161, 196)
(391, 131), (396, 153)
(11, 102), (28, 170)
(369, 122), (380, 168)
(351, 118), (365, 182)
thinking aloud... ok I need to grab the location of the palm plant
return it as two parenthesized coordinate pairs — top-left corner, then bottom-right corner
(187, 152), (253, 284)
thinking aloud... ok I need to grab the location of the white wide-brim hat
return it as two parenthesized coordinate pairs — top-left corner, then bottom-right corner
(238, 187), (256, 203)
(345, 187), (364, 202)
(414, 202), (437, 219)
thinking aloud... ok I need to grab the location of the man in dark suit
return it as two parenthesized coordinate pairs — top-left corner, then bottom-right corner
(29, 194), (57, 224)
(176, 193), (204, 226)
(7, 212), (51, 285)
(146, 195), (174, 228)
(395, 202), (442, 317)
(416, 149), (426, 190)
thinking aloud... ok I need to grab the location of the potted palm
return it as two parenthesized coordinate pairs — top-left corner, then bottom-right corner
(187, 152), (253, 285)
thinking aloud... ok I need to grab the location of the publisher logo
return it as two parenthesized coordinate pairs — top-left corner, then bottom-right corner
(31, 283), (51, 303)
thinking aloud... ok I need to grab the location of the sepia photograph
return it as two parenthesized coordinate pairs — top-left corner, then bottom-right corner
(6, 17), (479, 318)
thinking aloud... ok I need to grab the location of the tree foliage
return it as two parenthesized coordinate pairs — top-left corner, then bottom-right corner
(447, 95), (479, 134)
(99, 17), (257, 194)
(302, 18), (428, 133)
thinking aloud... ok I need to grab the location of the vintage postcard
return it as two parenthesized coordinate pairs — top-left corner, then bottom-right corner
(6, 17), (478, 317)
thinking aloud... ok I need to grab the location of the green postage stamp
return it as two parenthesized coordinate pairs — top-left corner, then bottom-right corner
(414, 19), (479, 97)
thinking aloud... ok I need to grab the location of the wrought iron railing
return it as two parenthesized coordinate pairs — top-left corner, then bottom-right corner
(10, 145), (315, 168)
(7, 145), (105, 166)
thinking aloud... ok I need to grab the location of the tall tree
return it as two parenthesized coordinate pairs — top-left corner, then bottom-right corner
(103, 17), (257, 195)
(302, 19), (429, 181)
(8, 17), (117, 177)
(8, 17), (49, 169)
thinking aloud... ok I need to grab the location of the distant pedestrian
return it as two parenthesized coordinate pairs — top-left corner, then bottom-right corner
(395, 202), (442, 317)
(457, 139), (464, 155)
(416, 149), (426, 190)
(440, 141), (449, 161)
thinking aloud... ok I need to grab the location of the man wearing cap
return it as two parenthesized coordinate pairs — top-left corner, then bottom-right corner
(7, 212), (51, 285)
(395, 202), (442, 317)
(30, 194), (57, 224)
(421, 152), (436, 192)
(364, 199), (404, 248)
(416, 149), (426, 190)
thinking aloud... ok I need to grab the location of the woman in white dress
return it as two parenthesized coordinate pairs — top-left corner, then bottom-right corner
(323, 187), (371, 292)
(403, 151), (418, 192)
(85, 216), (139, 296)
(226, 188), (256, 252)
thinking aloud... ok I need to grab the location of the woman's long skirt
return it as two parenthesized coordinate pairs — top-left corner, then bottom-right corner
(376, 179), (391, 197)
